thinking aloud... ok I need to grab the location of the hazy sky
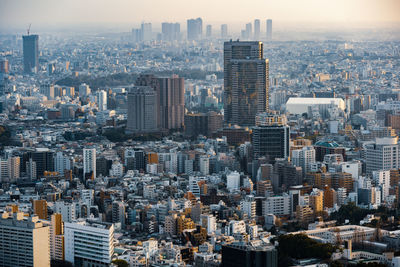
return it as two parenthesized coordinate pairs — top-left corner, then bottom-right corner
(1, 0), (400, 32)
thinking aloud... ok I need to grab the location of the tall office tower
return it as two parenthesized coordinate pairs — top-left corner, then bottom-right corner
(126, 86), (158, 133)
(224, 41), (269, 126)
(0, 212), (50, 267)
(54, 151), (71, 175)
(97, 90), (107, 111)
(206, 25), (212, 38)
(25, 148), (55, 177)
(252, 113), (290, 162)
(221, 24), (228, 38)
(136, 74), (185, 130)
(162, 22), (180, 41)
(33, 199), (48, 219)
(79, 83), (90, 97)
(245, 23), (252, 39)
(0, 59), (9, 73)
(187, 18), (203, 40)
(23, 34), (39, 73)
(49, 213), (64, 261)
(266, 19), (272, 40)
(83, 148), (96, 179)
(141, 22), (152, 41)
(40, 83), (55, 100)
(65, 220), (114, 267)
(26, 158), (37, 180)
(365, 137), (399, 174)
(292, 146), (316, 175)
(254, 19), (260, 40)
(131, 28), (142, 42)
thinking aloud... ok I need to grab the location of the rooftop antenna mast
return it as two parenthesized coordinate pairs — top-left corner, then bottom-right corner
(27, 23), (31, 35)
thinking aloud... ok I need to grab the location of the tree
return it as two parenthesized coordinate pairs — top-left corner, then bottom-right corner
(112, 259), (129, 267)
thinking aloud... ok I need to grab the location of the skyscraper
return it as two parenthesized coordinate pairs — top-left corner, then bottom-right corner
(23, 34), (39, 73)
(83, 148), (96, 179)
(206, 25), (212, 38)
(97, 90), (107, 111)
(141, 22), (152, 41)
(126, 86), (158, 133)
(162, 22), (180, 41)
(266, 19), (272, 40)
(136, 74), (185, 131)
(187, 18), (203, 40)
(252, 113), (290, 162)
(254, 19), (260, 40)
(221, 24), (228, 38)
(224, 41), (269, 126)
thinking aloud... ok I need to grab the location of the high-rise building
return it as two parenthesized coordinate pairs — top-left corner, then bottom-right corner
(136, 74), (185, 130)
(79, 83), (91, 97)
(33, 199), (48, 220)
(97, 90), (107, 111)
(224, 41), (269, 126)
(126, 86), (158, 133)
(0, 212), (50, 267)
(23, 34), (39, 73)
(187, 18), (203, 40)
(0, 59), (9, 73)
(83, 148), (96, 179)
(162, 22), (180, 41)
(221, 24), (228, 38)
(49, 213), (64, 261)
(141, 22), (152, 41)
(252, 113), (290, 162)
(206, 25), (212, 38)
(292, 146), (316, 175)
(254, 19), (260, 40)
(54, 152), (71, 175)
(64, 220), (114, 267)
(54, 201), (76, 223)
(40, 84), (55, 100)
(365, 137), (399, 174)
(25, 149), (55, 177)
(266, 19), (272, 40)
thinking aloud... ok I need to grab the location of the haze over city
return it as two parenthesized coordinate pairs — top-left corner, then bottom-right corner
(1, 1), (400, 267)
(1, 0), (400, 33)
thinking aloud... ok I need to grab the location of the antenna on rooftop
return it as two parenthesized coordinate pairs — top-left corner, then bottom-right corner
(27, 23), (31, 35)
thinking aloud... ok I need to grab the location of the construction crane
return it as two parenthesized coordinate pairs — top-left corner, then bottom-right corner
(27, 23), (31, 35)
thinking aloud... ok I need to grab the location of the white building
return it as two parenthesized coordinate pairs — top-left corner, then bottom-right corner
(364, 137), (399, 174)
(286, 97), (345, 116)
(263, 194), (291, 216)
(199, 155), (209, 175)
(227, 171), (240, 192)
(228, 220), (246, 235)
(79, 83), (91, 97)
(83, 148), (96, 179)
(372, 170), (390, 201)
(54, 152), (71, 175)
(97, 90), (107, 111)
(54, 201), (76, 222)
(110, 161), (124, 177)
(240, 195), (256, 219)
(292, 146), (315, 175)
(64, 220), (114, 267)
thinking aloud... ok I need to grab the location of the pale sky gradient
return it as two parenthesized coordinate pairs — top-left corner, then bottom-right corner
(1, 0), (400, 32)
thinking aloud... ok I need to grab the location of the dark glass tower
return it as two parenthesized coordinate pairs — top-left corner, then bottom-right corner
(23, 34), (39, 73)
(224, 41), (269, 126)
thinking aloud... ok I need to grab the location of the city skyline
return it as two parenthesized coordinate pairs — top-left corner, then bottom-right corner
(1, 0), (400, 33)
